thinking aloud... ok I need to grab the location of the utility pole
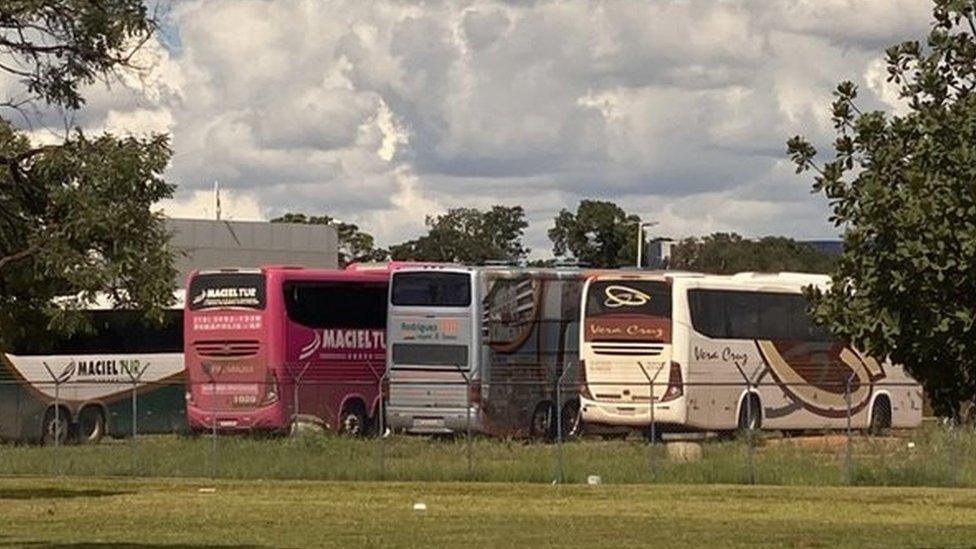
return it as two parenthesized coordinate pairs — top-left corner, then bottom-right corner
(213, 181), (221, 221)
(635, 221), (659, 268)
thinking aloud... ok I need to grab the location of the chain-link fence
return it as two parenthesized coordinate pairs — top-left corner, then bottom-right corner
(1, 371), (969, 486)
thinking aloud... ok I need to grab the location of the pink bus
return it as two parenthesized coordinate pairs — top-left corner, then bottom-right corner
(184, 264), (393, 435)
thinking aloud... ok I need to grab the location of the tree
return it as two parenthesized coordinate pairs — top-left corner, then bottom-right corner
(389, 206), (529, 264)
(0, 1), (176, 348)
(787, 0), (976, 416)
(1, 1), (157, 111)
(669, 233), (838, 274)
(270, 212), (388, 266)
(548, 200), (640, 268)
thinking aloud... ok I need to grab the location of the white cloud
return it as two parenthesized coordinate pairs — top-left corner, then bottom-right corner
(3, 0), (933, 256)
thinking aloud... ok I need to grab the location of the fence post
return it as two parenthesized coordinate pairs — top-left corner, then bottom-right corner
(126, 362), (146, 476)
(465, 372), (472, 480)
(649, 379), (656, 477)
(200, 364), (218, 480)
(41, 362), (65, 477)
(746, 380), (755, 485)
(286, 361), (311, 433)
(555, 370), (563, 484)
(378, 370), (387, 480)
(636, 361), (665, 482)
(947, 411), (958, 487)
(845, 374), (853, 485)
(54, 378), (61, 477)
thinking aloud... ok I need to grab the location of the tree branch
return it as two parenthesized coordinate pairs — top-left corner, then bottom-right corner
(0, 242), (40, 271)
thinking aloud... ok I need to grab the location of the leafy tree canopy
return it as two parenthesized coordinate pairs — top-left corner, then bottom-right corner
(548, 199), (640, 268)
(787, 0), (976, 416)
(1, 0), (156, 111)
(669, 233), (838, 274)
(270, 212), (388, 266)
(0, 0), (175, 348)
(389, 206), (529, 264)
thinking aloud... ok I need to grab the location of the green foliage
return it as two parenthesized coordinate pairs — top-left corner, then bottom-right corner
(0, 122), (176, 348)
(0, 1), (175, 347)
(389, 206), (529, 264)
(669, 233), (838, 274)
(270, 212), (388, 266)
(787, 0), (976, 416)
(548, 199), (640, 268)
(0, 0), (156, 110)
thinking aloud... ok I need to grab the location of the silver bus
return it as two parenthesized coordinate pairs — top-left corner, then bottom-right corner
(386, 265), (585, 438)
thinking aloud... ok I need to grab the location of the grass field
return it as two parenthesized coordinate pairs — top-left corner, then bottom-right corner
(1, 423), (974, 487)
(1, 477), (975, 547)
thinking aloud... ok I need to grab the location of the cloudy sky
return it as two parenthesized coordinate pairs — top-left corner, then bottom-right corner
(7, 0), (933, 256)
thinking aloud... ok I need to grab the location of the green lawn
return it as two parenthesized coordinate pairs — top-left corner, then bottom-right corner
(0, 477), (975, 547)
(1, 424), (974, 487)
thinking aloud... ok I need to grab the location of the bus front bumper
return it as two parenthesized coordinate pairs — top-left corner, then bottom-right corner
(386, 406), (482, 435)
(186, 403), (287, 433)
(580, 396), (684, 428)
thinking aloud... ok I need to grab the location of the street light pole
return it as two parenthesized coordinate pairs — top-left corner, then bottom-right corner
(635, 221), (659, 268)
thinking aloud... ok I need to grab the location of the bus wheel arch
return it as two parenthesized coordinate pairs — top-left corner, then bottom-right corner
(41, 405), (72, 446)
(338, 398), (368, 437)
(736, 392), (762, 432)
(75, 405), (107, 444)
(868, 393), (892, 436)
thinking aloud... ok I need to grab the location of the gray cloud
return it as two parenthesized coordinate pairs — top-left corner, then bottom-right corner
(6, 0), (932, 255)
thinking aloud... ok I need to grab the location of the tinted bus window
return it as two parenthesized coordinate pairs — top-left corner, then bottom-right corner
(188, 272), (266, 310)
(392, 272), (471, 307)
(284, 282), (386, 329)
(688, 289), (831, 341)
(586, 281), (671, 318)
(10, 310), (183, 355)
(392, 343), (468, 367)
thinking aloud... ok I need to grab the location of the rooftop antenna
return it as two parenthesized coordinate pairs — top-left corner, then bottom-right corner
(213, 180), (222, 221)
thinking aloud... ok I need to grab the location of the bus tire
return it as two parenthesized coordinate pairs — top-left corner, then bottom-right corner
(868, 396), (892, 436)
(641, 425), (663, 443)
(529, 402), (553, 440)
(339, 401), (367, 437)
(559, 399), (581, 440)
(41, 406), (71, 446)
(76, 406), (105, 445)
(737, 394), (762, 434)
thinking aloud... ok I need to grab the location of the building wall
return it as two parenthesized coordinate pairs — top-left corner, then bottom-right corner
(166, 218), (338, 282)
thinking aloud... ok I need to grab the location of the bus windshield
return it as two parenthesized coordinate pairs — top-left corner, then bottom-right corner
(585, 280), (671, 318)
(188, 272), (266, 311)
(391, 272), (471, 307)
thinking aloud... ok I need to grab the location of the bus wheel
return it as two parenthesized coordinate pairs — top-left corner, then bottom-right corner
(339, 403), (367, 437)
(529, 402), (553, 440)
(559, 400), (581, 440)
(641, 425), (663, 443)
(737, 394), (762, 434)
(41, 407), (70, 446)
(868, 396), (892, 436)
(76, 406), (105, 444)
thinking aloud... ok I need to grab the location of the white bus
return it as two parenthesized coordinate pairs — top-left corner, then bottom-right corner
(579, 271), (923, 436)
(0, 293), (187, 444)
(386, 265), (585, 439)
